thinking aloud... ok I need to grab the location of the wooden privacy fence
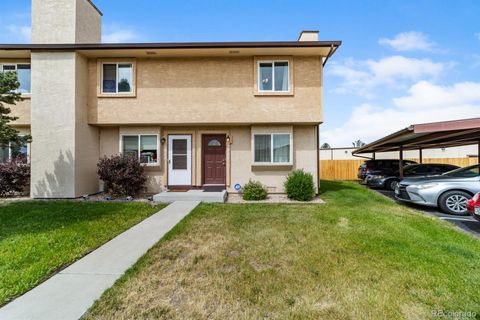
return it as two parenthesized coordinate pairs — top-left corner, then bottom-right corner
(320, 158), (479, 181)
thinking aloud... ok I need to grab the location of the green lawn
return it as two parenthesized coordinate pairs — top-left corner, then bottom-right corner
(0, 201), (164, 305)
(85, 181), (480, 319)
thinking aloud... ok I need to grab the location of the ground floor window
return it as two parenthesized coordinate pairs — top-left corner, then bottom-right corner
(121, 135), (158, 165)
(254, 133), (291, 164)
(0, 142), (29, 163)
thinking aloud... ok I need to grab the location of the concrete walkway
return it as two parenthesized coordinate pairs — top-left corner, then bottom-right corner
(0, 201), (200, 320)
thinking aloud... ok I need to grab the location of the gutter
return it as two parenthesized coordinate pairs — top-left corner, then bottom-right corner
(322, 44), (336, 67)
(0, 41), (343, 51)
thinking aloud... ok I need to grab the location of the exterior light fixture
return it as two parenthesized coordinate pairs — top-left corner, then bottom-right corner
(161, 137), (167, 144)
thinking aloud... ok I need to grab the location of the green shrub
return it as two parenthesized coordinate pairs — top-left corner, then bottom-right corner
(242, 180), (268, 200)
(284, 169), (315, 201)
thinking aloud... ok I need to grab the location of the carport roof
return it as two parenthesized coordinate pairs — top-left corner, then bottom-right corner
(352, 118), (480, 155)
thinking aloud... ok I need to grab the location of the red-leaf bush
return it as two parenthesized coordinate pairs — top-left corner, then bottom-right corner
(97, 154), (147, 197)
(0, 158), (30, 197)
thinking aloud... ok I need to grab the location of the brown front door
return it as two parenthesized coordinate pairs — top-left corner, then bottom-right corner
(202, 134), (226, 186)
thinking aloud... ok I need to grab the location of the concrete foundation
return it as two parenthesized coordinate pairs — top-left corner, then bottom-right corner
(153, 190), (227, 203)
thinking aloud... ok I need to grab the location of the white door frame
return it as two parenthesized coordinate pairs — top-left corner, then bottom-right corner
(168, 135), (192, 186)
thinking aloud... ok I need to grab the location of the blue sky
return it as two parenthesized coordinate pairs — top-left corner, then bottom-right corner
(2, 0), (480, 146)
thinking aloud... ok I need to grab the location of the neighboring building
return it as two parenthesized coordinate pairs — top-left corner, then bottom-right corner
(320, 146), (479, 160)
(0, 0), (341, 198)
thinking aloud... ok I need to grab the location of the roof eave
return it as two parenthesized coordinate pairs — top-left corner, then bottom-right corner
(0, 40), (342, 51)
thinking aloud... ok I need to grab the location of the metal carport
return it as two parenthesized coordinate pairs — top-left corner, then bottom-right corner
(352, 118), (480, 178)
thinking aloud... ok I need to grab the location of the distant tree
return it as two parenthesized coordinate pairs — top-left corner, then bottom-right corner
(320, 142), (331, 149)
(0, 71), (31, 147)
(118, 78), (131, 93)
(352, 140), (366, 148)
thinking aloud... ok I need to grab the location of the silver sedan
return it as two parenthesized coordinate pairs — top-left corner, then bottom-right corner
(395, 164), (480, 215)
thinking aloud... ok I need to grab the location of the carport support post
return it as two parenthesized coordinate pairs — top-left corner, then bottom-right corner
(399, 146), (404, 179)
(419, 148), (423, 164)
(478, 141), (480, 164)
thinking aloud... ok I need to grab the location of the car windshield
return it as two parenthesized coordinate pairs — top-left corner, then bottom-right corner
(442, 165), (480, 178)
(402, 165), (416, 174)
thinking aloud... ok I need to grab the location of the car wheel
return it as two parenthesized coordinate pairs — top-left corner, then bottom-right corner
(386, 179), (400, 191)
(438, 191), (471, 215)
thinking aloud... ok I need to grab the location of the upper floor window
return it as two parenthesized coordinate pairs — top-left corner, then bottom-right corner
(253, 133), (291, 164)
(1, 64), (31, 94)
(121, 135), (158, 165)
(257, 61), (289, 92)
(102, 63), (133, 94)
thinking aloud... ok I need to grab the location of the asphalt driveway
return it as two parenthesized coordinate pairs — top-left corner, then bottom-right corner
(374, 189), (480, 237)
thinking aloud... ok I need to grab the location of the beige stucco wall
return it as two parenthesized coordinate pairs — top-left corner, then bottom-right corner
(31, 52), (77, 197)
(9, 99), (30, 126)
(75, 0), (102, 43)
(75, 53), (100, 196)
(31, 52), (100, 198)
(88, 56), (323, 125)
(98, 125), (318, 194)
(32, 0), (101, 44)
(32, 0), (76, 44)
(99, 127), (119, 156)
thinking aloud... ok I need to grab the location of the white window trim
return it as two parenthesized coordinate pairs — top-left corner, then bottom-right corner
(101, 62), (134, 94)
(257, 60), (290, 93)
(119, 134), (160, 166)
(0, 63), (31, 94)
(252, 133), (293, 165)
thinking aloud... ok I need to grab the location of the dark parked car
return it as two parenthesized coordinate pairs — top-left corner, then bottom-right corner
(357, 159), (417, 181)
(367, 163), (460, 190)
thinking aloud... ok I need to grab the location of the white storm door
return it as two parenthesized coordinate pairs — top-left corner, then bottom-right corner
(168, 135), (192, 186)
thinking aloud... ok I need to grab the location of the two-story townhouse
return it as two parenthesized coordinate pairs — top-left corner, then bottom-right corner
(0, 0), (340, 198)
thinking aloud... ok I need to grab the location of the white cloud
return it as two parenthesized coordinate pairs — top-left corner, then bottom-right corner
(379, 31), (435, 52)
(5, 24), (31, 43)
(393, 81), (480, 109)
(367, 56), (443, 83)
(322, 81), (480, 147)
(329, 56), (445, 96)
